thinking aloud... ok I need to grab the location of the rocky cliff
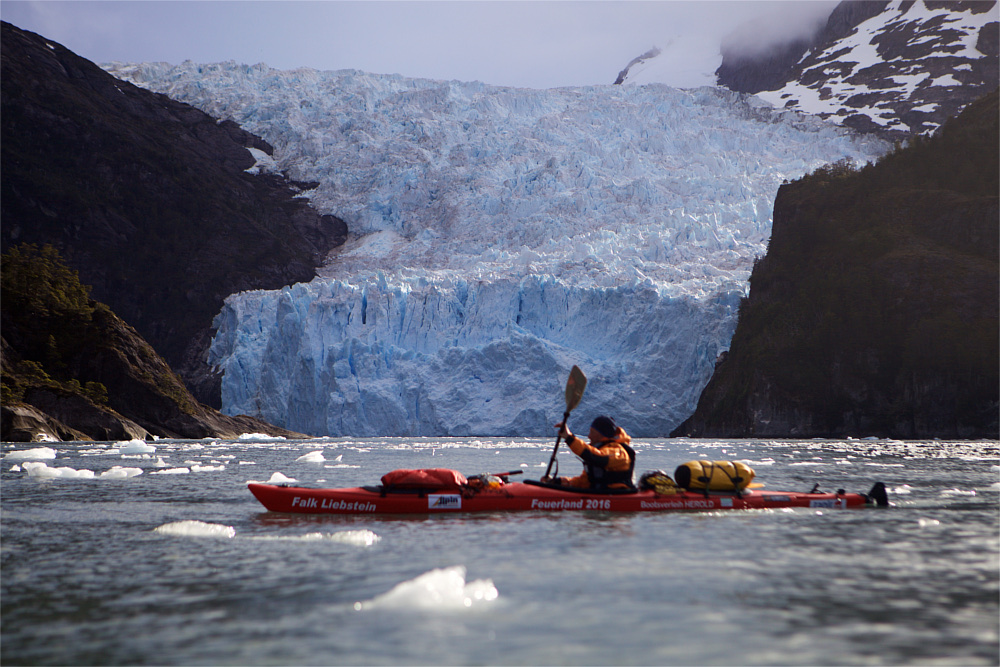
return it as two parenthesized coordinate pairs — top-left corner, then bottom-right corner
(717, 1), (998, 137)
(2, 244), (306, 441)
(0, 21), (348, 406)
(673, 90), (998, 439)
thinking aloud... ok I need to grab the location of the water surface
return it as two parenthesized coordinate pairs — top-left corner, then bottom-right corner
(2, 437), (997, 665)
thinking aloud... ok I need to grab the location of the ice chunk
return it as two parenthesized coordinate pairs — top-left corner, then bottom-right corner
(154, 521), (236, 538)
(250, 530), (380, 546)
(98, 466), (143, 479)
(238, 433), (286, 441)
(115, 439), (156, 455)
(4, 447), (57, 461)
(247, 472), (298, 484)
(354, 566), (498, 611)
(296, 451), (326, 462)
(22, 461), (95, 479)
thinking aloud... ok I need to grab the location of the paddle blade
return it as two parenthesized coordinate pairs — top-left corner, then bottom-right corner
(564, 365), (587, 412)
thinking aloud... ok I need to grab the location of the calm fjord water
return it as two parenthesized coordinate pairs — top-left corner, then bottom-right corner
(2, 437), (997, 666)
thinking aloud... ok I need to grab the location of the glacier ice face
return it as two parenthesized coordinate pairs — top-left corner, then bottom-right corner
(107, 62), (888, 436)
(208, 275), (744, 436)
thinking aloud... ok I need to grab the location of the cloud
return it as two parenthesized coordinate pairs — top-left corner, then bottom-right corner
(720, 1), (839, 58)
(2, 1), (844, 89)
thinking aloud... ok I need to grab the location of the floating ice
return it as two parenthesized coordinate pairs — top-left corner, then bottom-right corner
(296, 451), (326, 463)
(940, 488), (977, 497)
(190, 464), (226, 472)
(151, 467), (191, 475)
(253, 471), (297, 484)
(251, 530), (381, 546)
(22, 461), (95, 479)
(354, 565), (498, 611)
(115, 439), (156, 455)
(99, 466), (143, 479)
(4, 447), (57, 461)
(154, 520), (236, 538)
(238, 433), (286, 441)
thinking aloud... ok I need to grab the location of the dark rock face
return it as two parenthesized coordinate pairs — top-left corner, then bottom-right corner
(716, 1), (998, 137)
(673, 91), (999, 439)
(1, 245), (307, 442)
(1, 403), (93, 443)
(0, 21), (348, 406)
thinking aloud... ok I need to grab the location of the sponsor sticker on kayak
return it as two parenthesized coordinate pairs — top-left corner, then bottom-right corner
(428, 494), (462, 510)
(810, 498), (847, 508)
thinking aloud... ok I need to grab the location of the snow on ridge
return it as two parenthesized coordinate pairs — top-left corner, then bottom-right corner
(106, 61), (887, 436)
(757, 0), (998, 133)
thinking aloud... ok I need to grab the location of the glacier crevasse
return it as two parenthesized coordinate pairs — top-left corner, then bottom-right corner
(107, 62), (888, 436)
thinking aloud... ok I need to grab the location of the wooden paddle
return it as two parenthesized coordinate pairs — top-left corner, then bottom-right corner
(544, 365), (587, 479)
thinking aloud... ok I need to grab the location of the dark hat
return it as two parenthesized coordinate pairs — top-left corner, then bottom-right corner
(590, 416), (618, 438)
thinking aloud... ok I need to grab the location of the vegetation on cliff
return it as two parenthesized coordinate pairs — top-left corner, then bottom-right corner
(674, 90), (998, 439)
(1, 244), (305, 441)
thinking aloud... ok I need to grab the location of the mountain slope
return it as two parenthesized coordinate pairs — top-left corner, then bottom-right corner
(617, 2), (997, 137)
(1, 244), (305, 441)
(0, 21), (348, 406)
(715, 1), (888, 95)
(673, 90), (998, 439)
(107, 62), (887, 436)
(722, 0), (999, 136)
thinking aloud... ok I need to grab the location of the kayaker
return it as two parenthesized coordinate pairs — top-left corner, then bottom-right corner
(542, 415), (636, 490)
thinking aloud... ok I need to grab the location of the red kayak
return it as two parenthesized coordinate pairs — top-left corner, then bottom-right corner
(248, 467), (889, 515)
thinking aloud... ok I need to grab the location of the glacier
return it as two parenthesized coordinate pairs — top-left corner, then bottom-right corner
(106, 62), (888, 436)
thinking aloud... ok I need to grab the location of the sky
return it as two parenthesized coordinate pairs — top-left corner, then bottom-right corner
(1, 1), (839, 89)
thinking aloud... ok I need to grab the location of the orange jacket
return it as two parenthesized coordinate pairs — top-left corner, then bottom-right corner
(562, 427), (635, 489)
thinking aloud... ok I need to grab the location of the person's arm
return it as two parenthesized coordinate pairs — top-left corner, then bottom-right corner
(566, 434), (609, 466)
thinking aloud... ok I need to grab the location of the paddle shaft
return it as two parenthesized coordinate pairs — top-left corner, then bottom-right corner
(545, 365), (587, 480)
(544, 410), (571, 478)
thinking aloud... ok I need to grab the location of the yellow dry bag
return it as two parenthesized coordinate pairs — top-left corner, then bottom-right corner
(674, 460), (755, 492)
